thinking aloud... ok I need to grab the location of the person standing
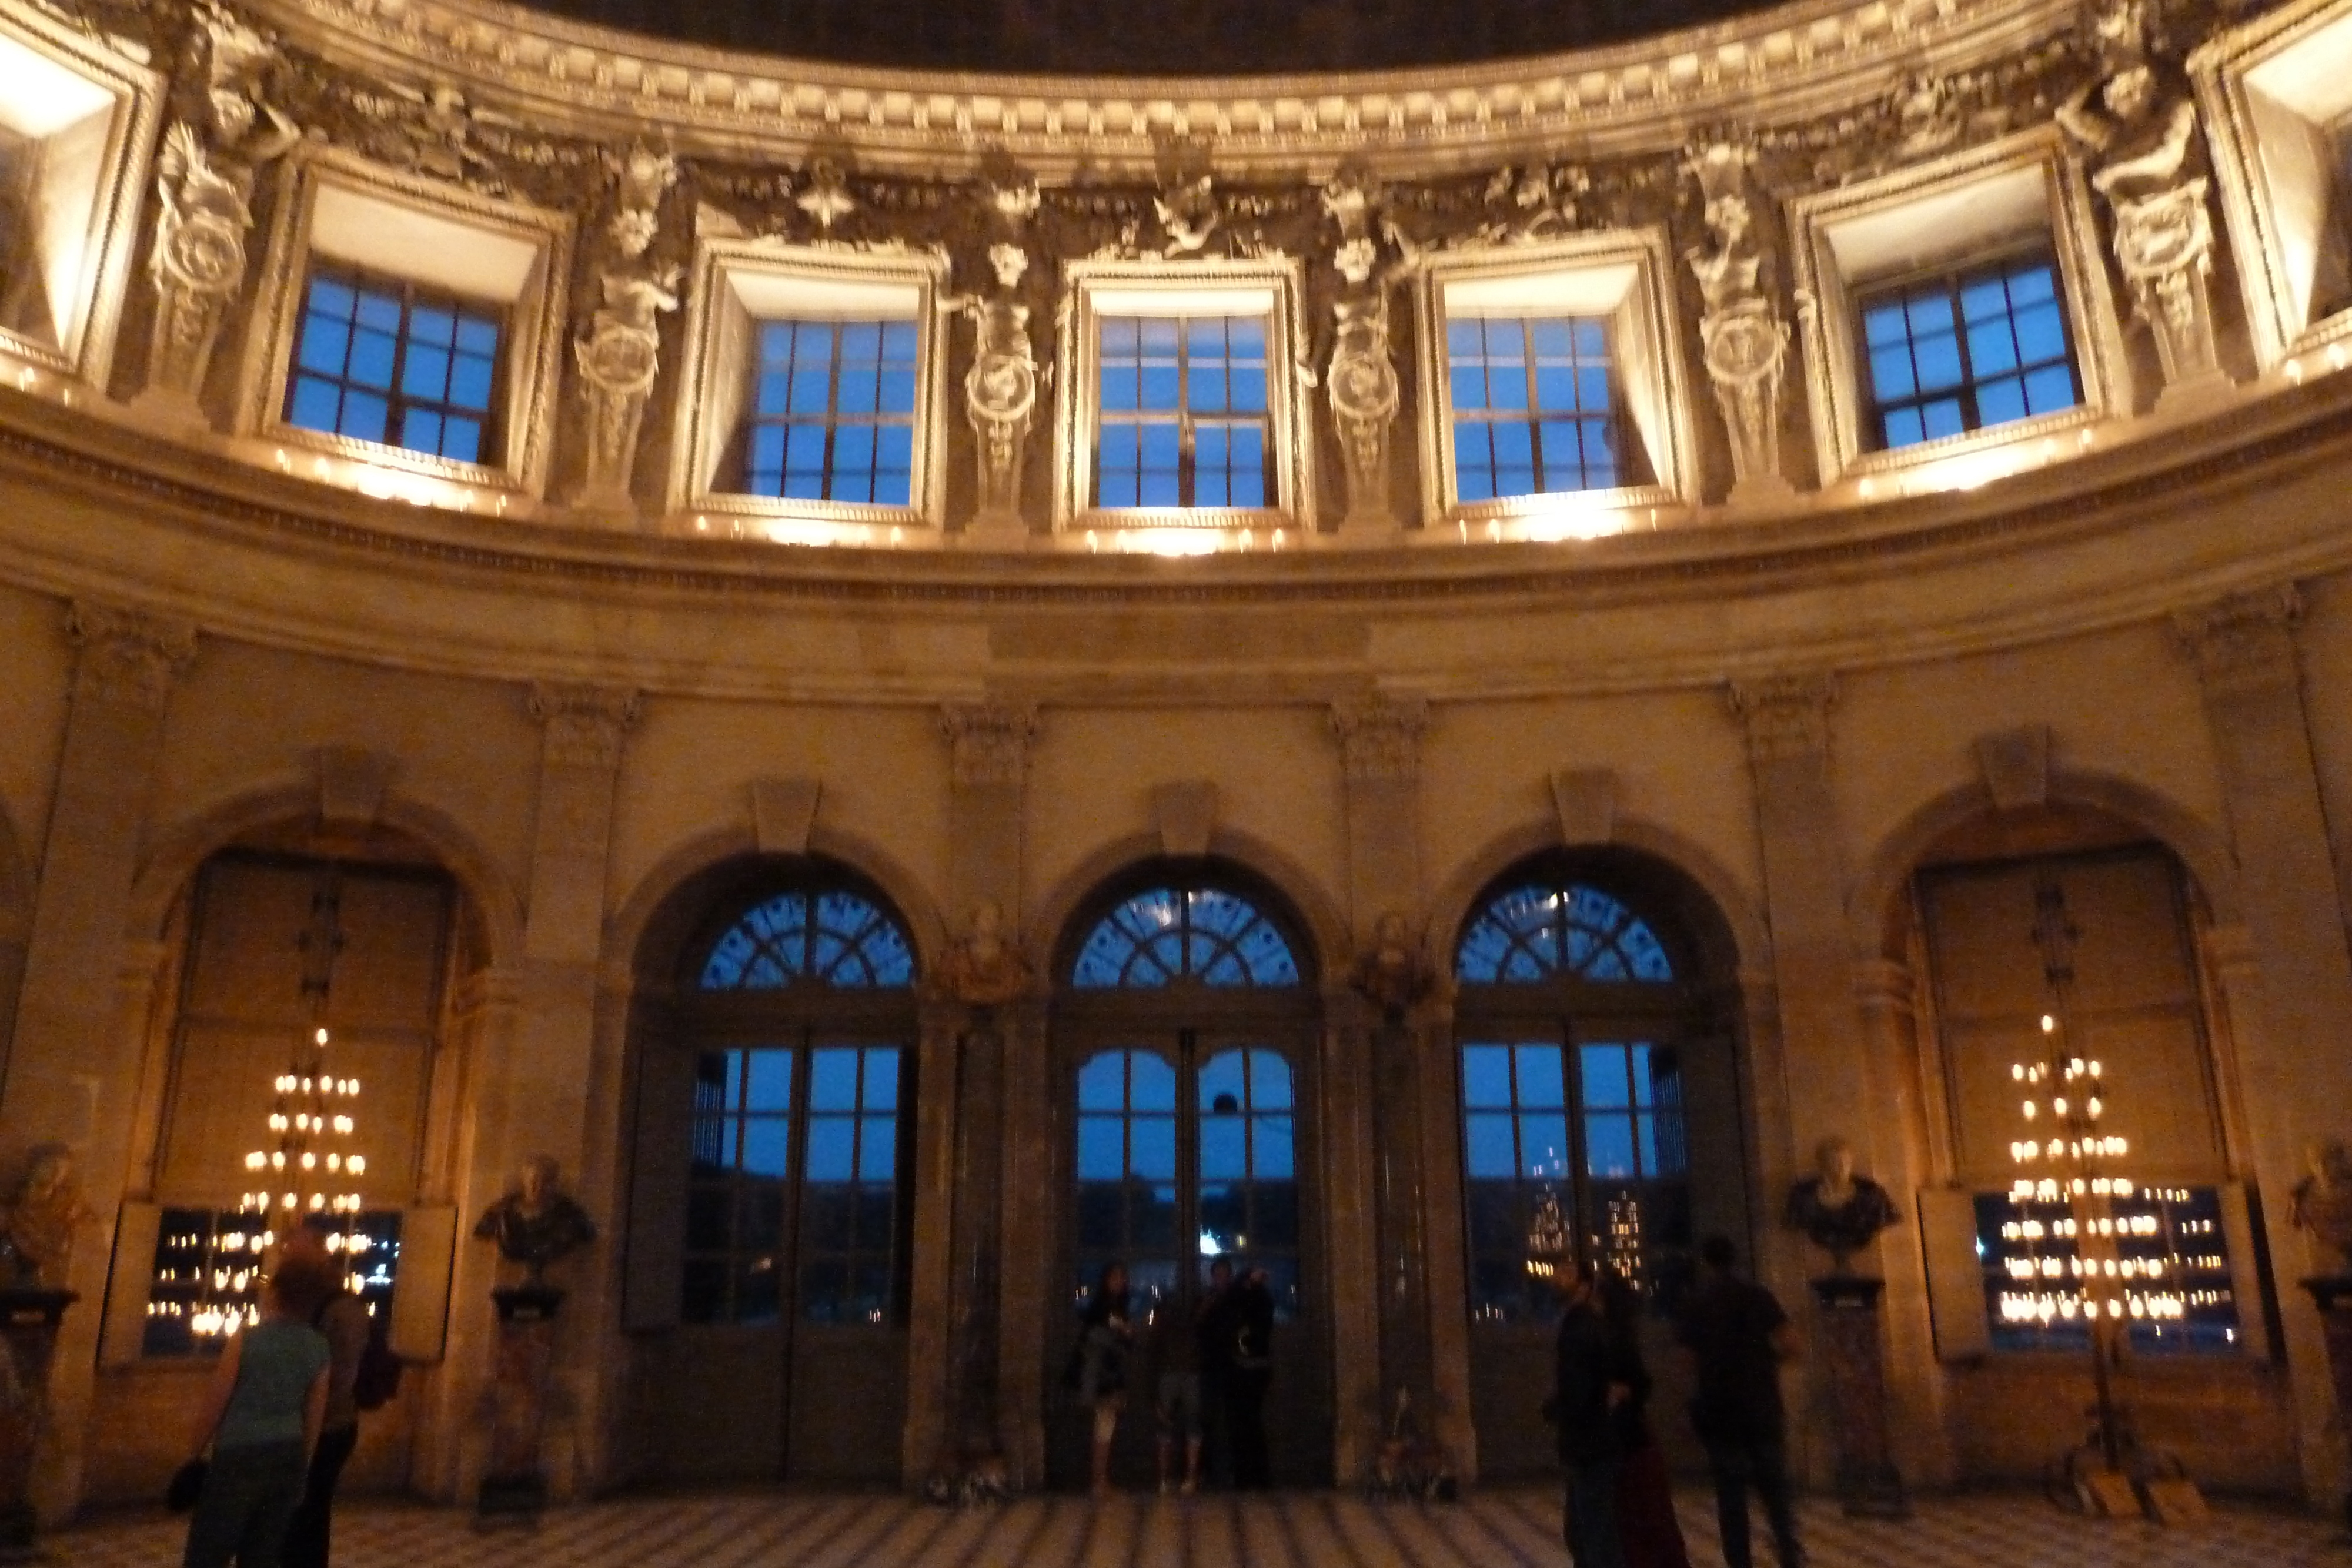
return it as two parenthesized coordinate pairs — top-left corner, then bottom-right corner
(181, 1252), (338, 1568)
(1195, 1256), (1238, 1486)
(1150, 1285), (1202, 1495)
(1598, 1270), (1691, 1568)
(279, 1218), (372, 1568)
(1678, 1236), (1804, 1568)
(1225, 1265), (1275, 1489)
(1550, 1256), (1630, 1568)
(1077, 1262), (1133, 1497)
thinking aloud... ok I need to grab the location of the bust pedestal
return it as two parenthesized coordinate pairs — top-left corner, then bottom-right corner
(0, 1289), (74, 1560)
(1808, 1276), (1906, 1519)
(2300, 1275), (2352, 1537)
(476, 1285), (564, 1526)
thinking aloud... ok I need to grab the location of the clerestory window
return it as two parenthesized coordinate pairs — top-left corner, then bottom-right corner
(285, 265), (503, 464)
(1857, 250), (2079, 451)
(1446, 314), (1628, 499)
(737, 317), (918, 504)
(1094, 313), (1273, 509)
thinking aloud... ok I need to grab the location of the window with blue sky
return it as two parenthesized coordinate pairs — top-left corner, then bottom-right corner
(740, 318), (918, 504)
(1095, 314), (1272, 509)
(1448, 314), (1623, 499)
(286, 266), (500, 463)
(1859, 252), (2077, 451)
(1070, 885), (1299, 988)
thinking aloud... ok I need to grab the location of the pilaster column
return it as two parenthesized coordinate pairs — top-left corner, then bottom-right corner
(1727, 674), (1939, 1489)
(2173, 585), (2352, 1505)
(445, 684), (636, 1505)
(2, 602), (194, 1520)
(934, 703), (1041, 1485)
(1326, 695), (1449, 1482)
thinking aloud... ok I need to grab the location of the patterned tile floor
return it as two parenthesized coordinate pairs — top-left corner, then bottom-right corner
(53, 1485), (2351, 1567)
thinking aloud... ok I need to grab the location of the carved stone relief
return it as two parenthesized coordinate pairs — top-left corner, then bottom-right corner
(136, 2), (299, 422)
(2059, 1), (2230, 404)
(958, 176), (1044, 533)
(1683, 140), (1796, 505)
(1319, 169), (1401, 532)
(573, 144), (680, 511)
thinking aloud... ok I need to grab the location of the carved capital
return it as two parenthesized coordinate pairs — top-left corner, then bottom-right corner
(2171, 584), (2303, 696)
(1329, 694), (1428, 783)
(529, 683), (640, 769)
(940, 701), (1039, 788)
(1727, 673), (1835, 768)
(67, 601), (197, 715)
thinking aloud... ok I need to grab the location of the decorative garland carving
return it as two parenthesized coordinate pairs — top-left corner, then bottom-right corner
(1319, 168), (1401, 531)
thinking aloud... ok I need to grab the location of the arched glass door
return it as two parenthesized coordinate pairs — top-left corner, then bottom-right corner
(1053, 877), (1327, 1487)
(639, 875), (919, 1485)
(1452, 861), (1739, 1479)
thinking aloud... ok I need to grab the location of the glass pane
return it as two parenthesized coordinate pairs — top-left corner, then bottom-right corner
(746, 1049), (793, 1112)
(1078, 1052), (1128, 1111)
(1130, 1053), (1178, 1112)
(858, 1116), (895, 1181)
(810, 1049), (861, 1112)
(1130, 1116), (1177, 1181)
(1464, 1112), (1516, 1178)
(741, 1115), (790, 1178)
(1462, 1045), (1514, 1108)
(1515, 1045), (1566, 1109)
(862, 1049), (899, 1112)
(806, 1116), (855, 1182)
(1134, 1183), (1180, 1251)
(686, 1186), (732, 1250)
(1248, 1049), (1293, 1109)
(1585, 1114), (1636, 1179)
(1200, 1115), (1246, 1181)
(1251, 1115), (1294, 1180)
(1581, 1045), (1631, 1109)
(1077, 1115), (1124, 1181)
(801, 1183), (851, 1249)
(1629, 1043), (1655, 1108)
(1075, 1182), (1124, 1249)
(1520, 1113), (1571, 1179)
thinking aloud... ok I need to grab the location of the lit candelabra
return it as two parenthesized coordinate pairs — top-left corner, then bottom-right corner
(194, 875), (370, 1338)
(2004, 875), (2184, 1477)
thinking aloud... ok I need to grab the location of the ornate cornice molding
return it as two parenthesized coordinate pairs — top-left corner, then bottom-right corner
(1726, 671), (1835, 767)
(1329, 694), (1429, 783)
(529, 681), (640, 768)
(939, 700), (1038, 787)
(66, 600), (198, 715)
(2170, 581), (2303, 696)
(238, 0), (2073, 173)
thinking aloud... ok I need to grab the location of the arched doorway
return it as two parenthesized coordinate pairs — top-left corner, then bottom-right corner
(1047, 867), (1332, 1487)
(625, 860), (920, 1485)
(1448, 848), (1750, 1478)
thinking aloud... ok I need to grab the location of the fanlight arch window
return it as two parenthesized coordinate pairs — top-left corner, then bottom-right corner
(699, 890), (916, 990)
(1455, 882), (1674, 985)
(1070, 885), (1301, 988)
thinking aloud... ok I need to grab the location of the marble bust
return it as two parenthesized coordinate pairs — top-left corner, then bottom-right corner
(1785, 1136), (1900, 1276)
(1349, 911), (1435, 1015)
(0, 1144), (93, 1290)
(2290, 1136), (2352, 1278)
(474, 1155), (597, 1286)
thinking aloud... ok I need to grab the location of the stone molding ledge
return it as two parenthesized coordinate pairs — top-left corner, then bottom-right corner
(246, 0), (2065, 172)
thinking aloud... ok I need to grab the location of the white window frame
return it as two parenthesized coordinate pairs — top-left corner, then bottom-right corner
(1411, 230), (1693, 527)
(2193, 0), (2352, 371)
(236, 146), (571, 497)
(1052, 256), (1313, 534)
(664, 237), (948, 530)
(0, 6), (161, 386)
(1789, 130), (2123, 488)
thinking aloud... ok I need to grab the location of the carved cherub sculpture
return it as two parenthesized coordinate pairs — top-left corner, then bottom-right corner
(473, 1155), (597, 1287)
(2290, 1136), (2352, 1276)
(1785, 1135), (1900, 1276)
(0, 1144), (95, 1290)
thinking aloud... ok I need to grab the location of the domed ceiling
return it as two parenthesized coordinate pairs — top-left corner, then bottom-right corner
(514, 0), (1788, 75)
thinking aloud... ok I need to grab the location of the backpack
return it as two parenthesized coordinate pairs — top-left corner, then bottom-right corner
(352, 1308), (403, 1412)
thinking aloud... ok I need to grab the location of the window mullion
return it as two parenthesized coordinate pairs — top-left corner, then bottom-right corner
(1524, 320), (1546, 492)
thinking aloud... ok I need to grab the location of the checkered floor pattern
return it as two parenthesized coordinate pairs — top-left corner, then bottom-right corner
(54, 1485), (2350, 1567)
